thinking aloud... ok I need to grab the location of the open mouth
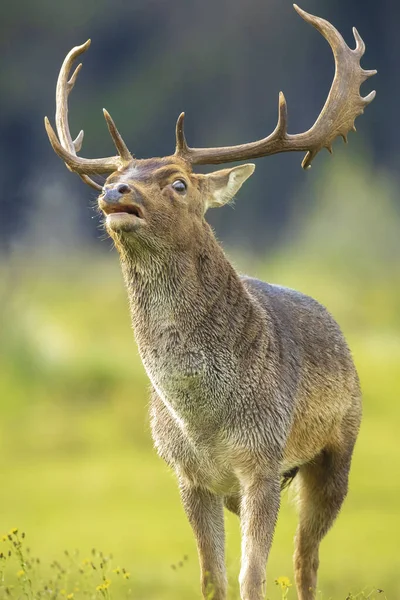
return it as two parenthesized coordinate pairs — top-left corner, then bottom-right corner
(102, 203), (144, 219)
(101, 201), (145, 233)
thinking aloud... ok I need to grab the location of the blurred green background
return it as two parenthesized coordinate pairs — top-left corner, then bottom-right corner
(1, 0), (399, 598)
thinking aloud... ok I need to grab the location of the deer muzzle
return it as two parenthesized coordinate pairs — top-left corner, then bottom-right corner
(99, 183), (145, 233)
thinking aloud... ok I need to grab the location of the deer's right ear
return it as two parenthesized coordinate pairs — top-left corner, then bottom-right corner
(203, 163), (255, 211)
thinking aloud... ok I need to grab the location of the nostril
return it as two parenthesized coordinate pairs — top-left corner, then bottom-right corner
(117, 183), (131, 195)
(103, 183), (132, 203)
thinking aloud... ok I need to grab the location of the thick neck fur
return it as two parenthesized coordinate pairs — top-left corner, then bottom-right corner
(116, 219), (272, 439)
(118, 221), (255, 348)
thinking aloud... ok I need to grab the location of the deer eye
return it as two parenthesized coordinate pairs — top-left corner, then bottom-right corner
(171, 179), (187, 193)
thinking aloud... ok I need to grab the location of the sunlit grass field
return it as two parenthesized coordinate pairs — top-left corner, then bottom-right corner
(1, 240), (399, 599)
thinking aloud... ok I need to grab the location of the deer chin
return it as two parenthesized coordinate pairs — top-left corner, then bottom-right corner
(106, 212), (144, 233)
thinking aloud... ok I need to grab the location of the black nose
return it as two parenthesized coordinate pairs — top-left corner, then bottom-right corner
(103, 183), (132, 202)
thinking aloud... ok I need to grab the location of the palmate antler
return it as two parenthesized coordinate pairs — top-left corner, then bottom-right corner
(45, 5), (376, 187)
(175, 5), (376, 169)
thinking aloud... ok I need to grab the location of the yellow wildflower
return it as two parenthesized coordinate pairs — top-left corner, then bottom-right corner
(67, 594), (74, 599)
(113, 567), (121, 574)
(2, 536), (7, 542)
(123, 572), (130, 580)
(275, 576), (292, 589)
(96, 580), (111, 591)
(10, 528), (18, 535)
(17, 570), (25, 578)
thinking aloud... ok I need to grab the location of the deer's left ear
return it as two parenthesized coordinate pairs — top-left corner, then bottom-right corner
(203, 163), (255, 210)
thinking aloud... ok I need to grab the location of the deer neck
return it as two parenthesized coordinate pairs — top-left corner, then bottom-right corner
(118, 222), (245, 340)
(117, 223), (267, 432)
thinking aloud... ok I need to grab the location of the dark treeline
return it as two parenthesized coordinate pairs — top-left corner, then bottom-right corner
(0, 0), (395, 251)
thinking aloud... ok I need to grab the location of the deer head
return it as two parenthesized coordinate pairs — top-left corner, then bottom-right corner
(44, 5), (376, 254)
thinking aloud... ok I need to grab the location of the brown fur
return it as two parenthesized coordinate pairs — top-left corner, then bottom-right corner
(98, 156), (362, 600)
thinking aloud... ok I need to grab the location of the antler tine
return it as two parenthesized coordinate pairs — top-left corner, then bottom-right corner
(352, 27), (366, 57)
(103, 109), (132, 162)
(45, 40), (133, 190)
(174, 4), (376, 169)
(73, 130), (84, 153)
(276, 92), (288, 137)
(175, 112), (189, 155)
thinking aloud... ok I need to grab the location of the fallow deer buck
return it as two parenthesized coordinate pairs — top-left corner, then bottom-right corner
(45, 5), (376, 600)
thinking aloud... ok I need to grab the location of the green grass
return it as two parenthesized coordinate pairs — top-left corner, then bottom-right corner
(0, 247), (399, 599)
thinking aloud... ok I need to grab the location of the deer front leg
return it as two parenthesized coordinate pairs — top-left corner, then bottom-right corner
(239, 473), (281, 600)
(179, 480), (227, 600)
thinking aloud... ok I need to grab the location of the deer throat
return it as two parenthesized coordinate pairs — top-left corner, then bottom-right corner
(119, 247), (250, 431)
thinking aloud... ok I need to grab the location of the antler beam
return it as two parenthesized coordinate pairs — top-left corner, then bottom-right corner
(174, 4), (376, 169)
(44, 40), (133, 189)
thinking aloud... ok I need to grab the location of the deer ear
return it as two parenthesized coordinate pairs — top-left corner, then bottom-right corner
(204, 163), (255, 210)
